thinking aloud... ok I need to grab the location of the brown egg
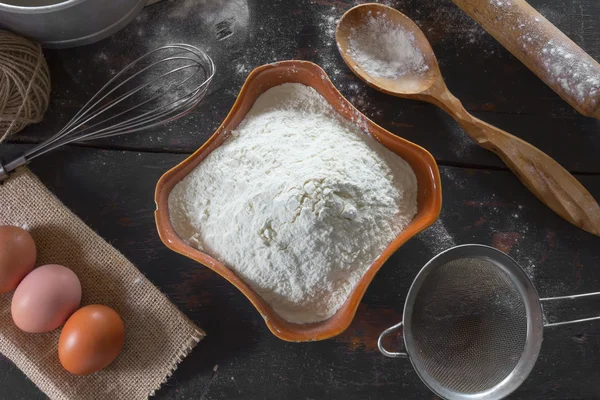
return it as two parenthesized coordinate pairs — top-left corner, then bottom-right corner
(58, 305), (125, 375)
(12, 264), (81, 333)
(0, 225), (36, 293)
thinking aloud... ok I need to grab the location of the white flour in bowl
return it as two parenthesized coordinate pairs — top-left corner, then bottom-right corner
(168, 83), (418, 323)
(346, 12), (428, 80)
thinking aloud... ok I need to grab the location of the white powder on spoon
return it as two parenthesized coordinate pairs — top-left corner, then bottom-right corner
(346, 12), (428, 79)
(169, 83), (418, 324)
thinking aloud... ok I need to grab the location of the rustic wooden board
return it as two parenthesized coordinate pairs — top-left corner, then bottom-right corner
(7, 0), (600, 173)
(33, 0), (600, 116)
(0, 0), (599, 398)
(11, 94), (600, 174)
(0, 144), (598, 399)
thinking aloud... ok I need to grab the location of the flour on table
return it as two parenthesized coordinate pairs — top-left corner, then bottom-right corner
(169, 83), (418, 324)
(417, 219), (456, 254)
(346, 11), (428, 79)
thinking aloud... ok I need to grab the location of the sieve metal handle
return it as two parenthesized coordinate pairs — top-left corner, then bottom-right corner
(541, 291), (600, 327)
(377, 321), (408, 358)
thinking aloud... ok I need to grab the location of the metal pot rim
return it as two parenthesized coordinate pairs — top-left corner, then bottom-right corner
(0, 0), (86, 14)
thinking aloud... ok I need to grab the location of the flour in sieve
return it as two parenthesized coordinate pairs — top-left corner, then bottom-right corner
(346, 11), (429, 80)
(169, 83), (418, 323)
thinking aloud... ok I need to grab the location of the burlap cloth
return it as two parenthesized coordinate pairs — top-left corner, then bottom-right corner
(0, 168), (204, 399)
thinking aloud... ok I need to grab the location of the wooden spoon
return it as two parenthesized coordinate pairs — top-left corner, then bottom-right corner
(336, 3), (600, 237)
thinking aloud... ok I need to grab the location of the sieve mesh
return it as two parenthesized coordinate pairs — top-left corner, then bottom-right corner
(409, 257), (528, 394)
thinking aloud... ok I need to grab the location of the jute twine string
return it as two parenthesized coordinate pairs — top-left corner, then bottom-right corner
(0, 30), (50, 143)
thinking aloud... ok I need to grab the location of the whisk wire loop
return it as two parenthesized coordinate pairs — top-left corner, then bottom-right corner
(1, 44), (214, 181)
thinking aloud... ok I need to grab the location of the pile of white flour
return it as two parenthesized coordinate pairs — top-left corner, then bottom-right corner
(169, 83), (418, 323)
(347, 13), (428, 79)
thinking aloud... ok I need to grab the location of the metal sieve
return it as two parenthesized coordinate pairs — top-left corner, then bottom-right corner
(378, 244), (600, 400)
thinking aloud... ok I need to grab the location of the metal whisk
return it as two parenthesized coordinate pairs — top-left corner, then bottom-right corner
(0, 44), (215, 181)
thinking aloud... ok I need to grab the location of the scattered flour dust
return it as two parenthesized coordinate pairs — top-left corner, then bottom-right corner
(417, 219), (456, 254)
(346, 11), (429, 79)
(169, 83), (418, 323)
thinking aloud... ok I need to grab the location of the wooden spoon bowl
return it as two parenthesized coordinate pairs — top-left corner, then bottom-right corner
(336, 3), (439, 97)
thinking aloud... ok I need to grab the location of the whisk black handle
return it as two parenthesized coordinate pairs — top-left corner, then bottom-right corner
(0, 156), (28, 182)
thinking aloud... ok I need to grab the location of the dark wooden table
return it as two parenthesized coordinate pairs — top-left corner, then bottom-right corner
(1, 0), (600, 398)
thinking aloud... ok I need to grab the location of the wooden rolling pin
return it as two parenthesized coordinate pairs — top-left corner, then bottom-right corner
(451, 0), (600, 119)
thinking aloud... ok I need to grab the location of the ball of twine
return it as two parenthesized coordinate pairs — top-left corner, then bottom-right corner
(0, 30), (51, 143)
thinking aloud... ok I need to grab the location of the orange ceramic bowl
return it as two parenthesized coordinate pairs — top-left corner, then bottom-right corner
(155, 60), (442, 342)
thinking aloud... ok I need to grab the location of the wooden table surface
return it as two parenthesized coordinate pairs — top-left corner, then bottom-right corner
(1, 0), (599, 399)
